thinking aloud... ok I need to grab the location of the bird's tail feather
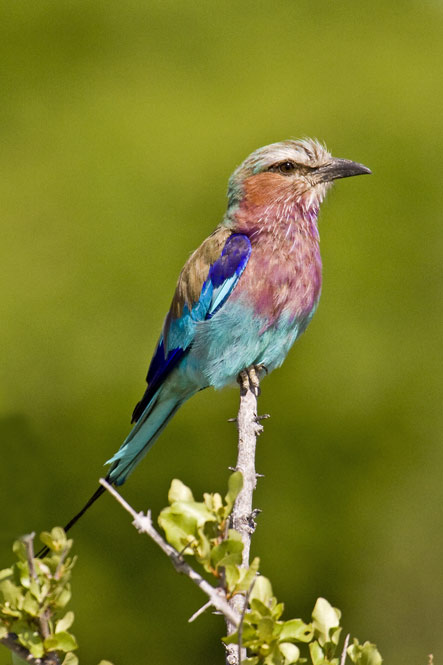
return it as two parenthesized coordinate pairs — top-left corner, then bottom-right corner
(107, 389), (193, 486)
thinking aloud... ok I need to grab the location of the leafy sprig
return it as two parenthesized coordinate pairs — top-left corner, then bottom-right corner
(0, 474), (383, 665)
(157, 474), (382, 665)
(158, 472), (258, 596)
(0, 528), (111, 665)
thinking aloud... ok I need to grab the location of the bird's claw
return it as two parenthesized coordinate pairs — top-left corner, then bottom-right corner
(237, 364), (267, 396)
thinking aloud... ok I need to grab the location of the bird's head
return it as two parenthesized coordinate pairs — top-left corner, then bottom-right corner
(227, 138), (371, 215)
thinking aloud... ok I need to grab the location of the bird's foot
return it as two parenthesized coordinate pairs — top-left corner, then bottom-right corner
(237, 369), (250, 393)
(237, 364), (267, 396)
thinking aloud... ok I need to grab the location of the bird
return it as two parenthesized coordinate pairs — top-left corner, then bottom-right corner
(42, 138), (371, 543)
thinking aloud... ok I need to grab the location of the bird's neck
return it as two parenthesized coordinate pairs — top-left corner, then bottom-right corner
(226, 194), (320, 246)
(224, 172), (325, 244)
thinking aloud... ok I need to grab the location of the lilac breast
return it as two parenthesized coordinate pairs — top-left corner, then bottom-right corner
(231, 210), (322, 328)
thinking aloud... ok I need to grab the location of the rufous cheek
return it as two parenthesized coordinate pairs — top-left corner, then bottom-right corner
(242, 173), (296, 207)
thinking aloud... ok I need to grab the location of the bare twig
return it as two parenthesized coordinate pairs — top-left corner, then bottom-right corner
(99, 478), (240, 628)
(22, 533), (37, 582)
(232, 371), (263, 567)
(340, 633), (350, 665)
(225, 369), (263, 665)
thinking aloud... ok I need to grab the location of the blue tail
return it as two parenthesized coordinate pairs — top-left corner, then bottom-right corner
(106, 382), (196, 486)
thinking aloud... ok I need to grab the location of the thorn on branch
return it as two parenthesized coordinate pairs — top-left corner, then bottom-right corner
(189, 599), (212, 623)
(132, 510), (153, 534)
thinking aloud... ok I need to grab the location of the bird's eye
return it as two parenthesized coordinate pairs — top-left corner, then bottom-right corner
(277, 161), (296, 175)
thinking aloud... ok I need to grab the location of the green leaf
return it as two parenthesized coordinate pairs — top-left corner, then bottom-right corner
(158, 508), (197, 552)
(174, 501), (216, 527)
(97, 661), (115, 665)
(241, 658), (259, 665)
(223, 622), (257, 646)
(39, 527), (71, 555)
(312, 598), (341, 647)
(309, 640), (325, 665)
(347, 639), (382, 665)
(0, 567), (13, 582)
(38, 532), (57, 553)
(210, 530), (243, 570)
(262, 645), (277, 664)
(250, 598), (272, 617)
(257, 616), (274, 642)
(0, 579), (23, 611)
(159, 500), (216, 552)
(16, 561), (31, 589)
(62, 654), (79, 665)
(53, 585), (72, 609)
(44, 630), (78, 652)
(28, 577), (43, 602)
(225, 471), (243, 513)
(0, 623), (7, 639)
(233, 557), (260, 594)
(56, 611), (75, 633)
(194, 531), (212, 564)
(12, 540), (27, 562)
(271, 602), (285, 621)
(22, 592), (40, 617)
(249, 575), (273, 607)
(279, 642), (300, 664)
(203, 492), (224, 516)
(280, 619), (313, 643)
(168, 479), (194, 503)
(224, 564), (240, 590)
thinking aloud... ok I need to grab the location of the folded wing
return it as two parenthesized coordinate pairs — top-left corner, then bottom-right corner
(131, 230), (252, 422)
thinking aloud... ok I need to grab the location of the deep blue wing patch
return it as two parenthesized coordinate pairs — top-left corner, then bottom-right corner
(206, 234), (251, 317)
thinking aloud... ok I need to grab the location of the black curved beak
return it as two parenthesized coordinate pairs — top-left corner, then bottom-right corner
(314, 158), (372, 183)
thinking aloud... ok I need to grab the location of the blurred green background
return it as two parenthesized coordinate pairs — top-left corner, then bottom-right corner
(1, 1), (442, 663)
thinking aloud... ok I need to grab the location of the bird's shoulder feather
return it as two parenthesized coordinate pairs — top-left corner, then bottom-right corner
(170, 225), (232, 318)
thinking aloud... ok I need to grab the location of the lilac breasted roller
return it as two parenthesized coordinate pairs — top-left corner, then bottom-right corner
(55, 138), (371, 537)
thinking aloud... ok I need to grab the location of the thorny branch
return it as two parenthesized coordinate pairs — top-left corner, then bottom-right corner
(225, 367), (265, 665)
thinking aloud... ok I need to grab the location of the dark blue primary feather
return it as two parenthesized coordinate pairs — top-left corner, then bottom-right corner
(131, 234), (251, 422)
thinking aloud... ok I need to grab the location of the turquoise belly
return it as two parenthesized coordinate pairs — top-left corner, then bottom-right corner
(183, 299), (318, 389)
